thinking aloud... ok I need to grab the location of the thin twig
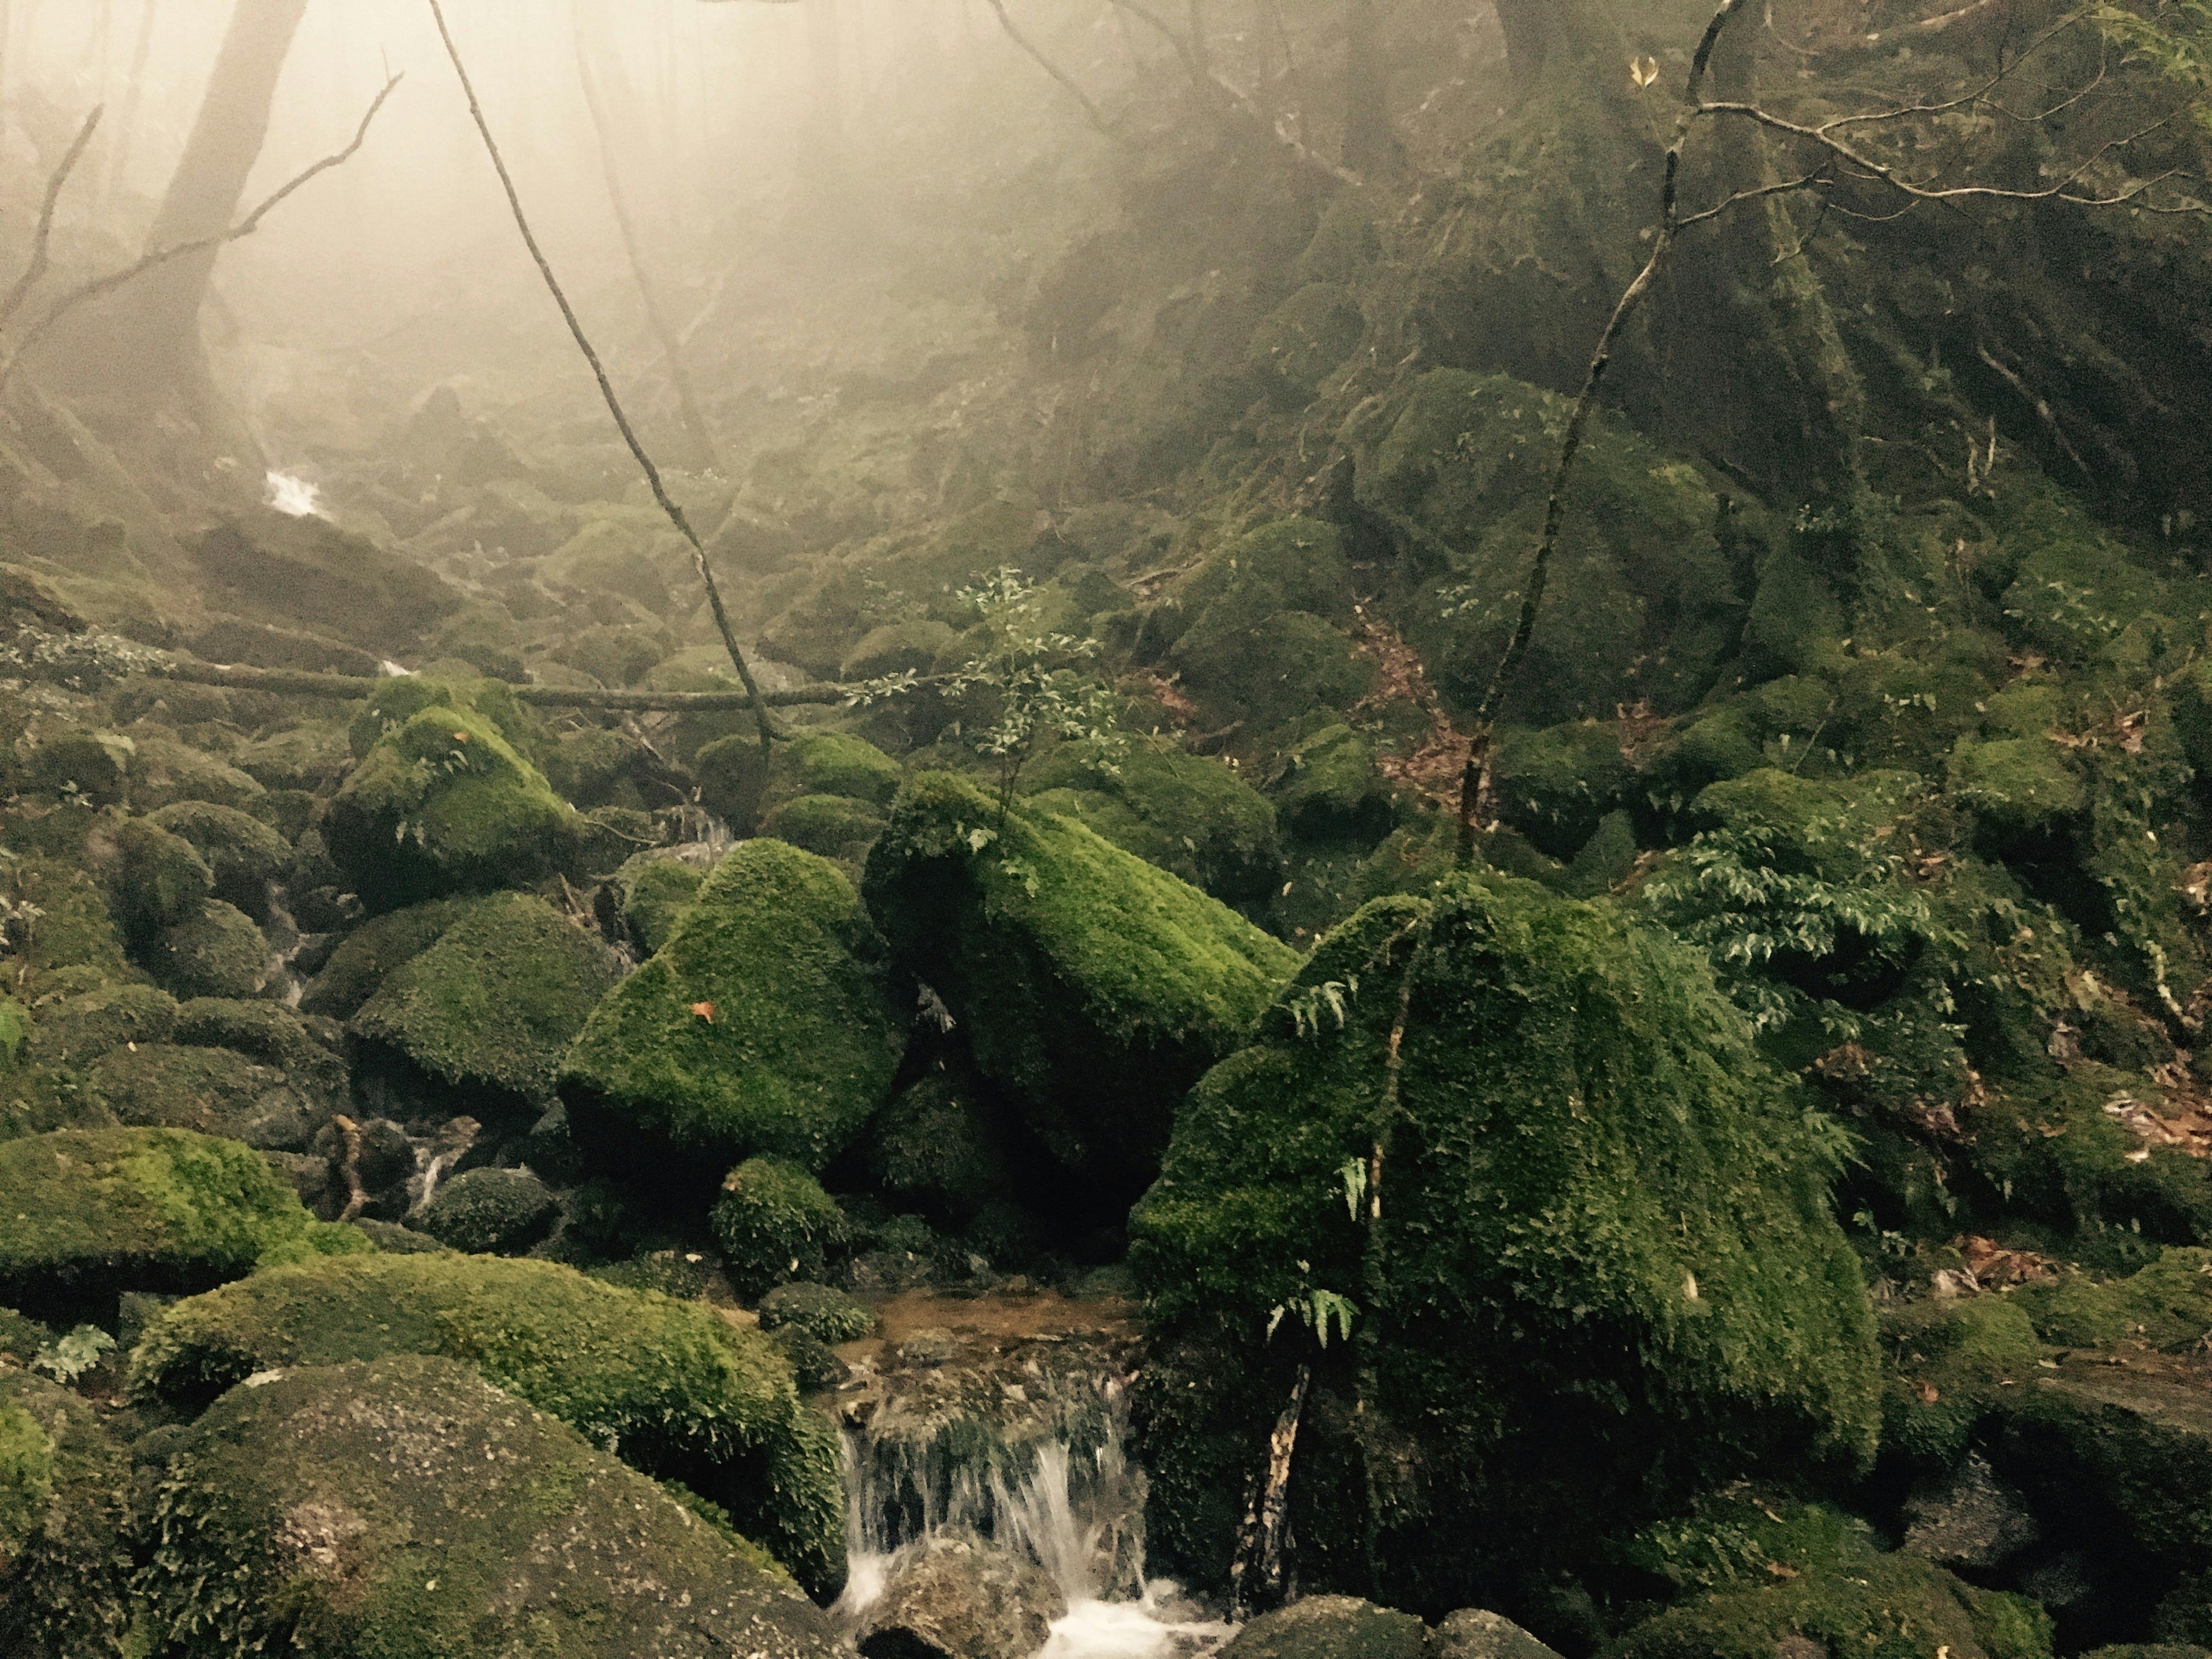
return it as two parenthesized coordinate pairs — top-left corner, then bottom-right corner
(983, 0), (1116, 134)
(427, 0), (777, 754)
(0, 75), (401, 393)
(1977, 340), (2092, 478)
(0, 106), (99, 335)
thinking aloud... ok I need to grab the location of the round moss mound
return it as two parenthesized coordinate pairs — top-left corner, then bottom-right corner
(1022, 734), (1284, 906)
(324, 701), (575, 910)
(863, 772), (1301, 1203)
(614, 852), (704, 955)
(98, 815), (212, 938)
(148, 899), (268, 1001)
(758, 1280), (876, 1345)
(713, 1157), (851, 1299)
(1131, 874), (1880, 1607)
(139, 1355), (842, 1658)
(0, 1126), (357, 1323)
(0, 1369), (131, 1659)
(781, 731), (901, 808)
(761, 792), (888, 863)
(297, 895), (487, 1020)
(1220, 1596), (1429, 1659)
(560, 838), (904, 1187)
(129, 1249), (844, 1596)
(145, 800), (291, 914)
(84, 1042), (318, 1150)
(416, 1165), (557, 1255)
(349, 891), (619, 1130)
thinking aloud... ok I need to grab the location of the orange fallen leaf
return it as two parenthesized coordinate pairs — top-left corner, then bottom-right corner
(450, 731), (470, 743)
(691, 1001), (716, 1022)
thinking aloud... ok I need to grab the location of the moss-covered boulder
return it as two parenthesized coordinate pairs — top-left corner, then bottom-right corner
(2011, 1250), (2212, 1352)
(3, 855), (133, 983)
(778, 731), (902, 808)
(863, 1069), (1023, 1231)
(1265, 719), (1396, 841)
(129, 1252), (843, 1594)
(84, 1042), (320, 1150)
(864, 772), (1300, 1201)
(297, 894), (486, 1020)
(324, 701), (575, 910)
(171, 997), (347, 1109)
(0, 1127), (359, 1321)
(561, 839), (903, 1188)
(19, 980), (174, 1069)
(712, 1156), (851, 1297)
(1132, 876), (1879, 1606)
(613, 851), (705, 955)
(1604, 1550), (2051, 1659)
(762, 792), (888, 866)
(1491, 720), (1634, 860)
(758, 1280), (876, 1345)
(139, 1355), (839, 1657)
(147, 898), (268, 1000)
(1948, 736), (2088, 846)
(1219, 1596), (1429, 1659)
(416, 1165), (557, 1254)
(0, 1369), (131, 1659)
(349, 892), (619, 1131)
(1023, 735), (1284, 906)
(1880, 1295), (2045, 1471)
(145, 800), (291, 917)
(94, 815), (211, 939)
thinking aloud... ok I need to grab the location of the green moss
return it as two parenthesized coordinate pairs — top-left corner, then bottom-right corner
(0, 1370), (130, 1659)
(324, 702), (575, 910)
(1989, 475), (2205, 665)
(1740, 545), (1847, 681)
(85, 1043), (314, 1149)
(1491, 721), (1634, 860)
(1605, 1552), (2051, 1659)
(1220, 1596), (1428, 1659)
(0, 1127), (328, 1321)
(1878, 1292), (2044, 1470)
(1265, 720), (1395, 840)
(4, 854), (133, 983)
(21, 980), (174, 1069)
(98, 816), (211, 938)
(130, 1252), (844, 1596)
(1133, 876), (1877, 1606)
(1247, 283), (1364, 392)
(139, 1355), (841, 1656)
(864, 1070), (1020, 1227)
(298, 895), (486, 1020)
(345, 672), (544, 761)
(416, 1166), (557, 1255)
(841, 619), (958, 681)
(782, 732), (901, 808)
(758, 1280), (876, 1345)
(0, 998), (22, 1071)
(545, 723), (643, 806)
(350, 893), (619, 1127)
(1024, 735), (1284, 905)
(614, 853), (704, 955)
(22, 725), (132, 805)
(693, 732), (771, 830)
(1948, 737), (2087, 841)
(762, 792), (887, 865)
(144, 801), (290, 913)
(713, 1156), (851, 1297)
(1625, 1494), (1880, 1596)
(125, 734), (264, 815)
(171, 998), (346, 1108)
(561, 839), (903, 1184)
(1166, 519), (1370, 733)
(232, 719), (351, 792)
(2011, 1250), (2212, 1351)
(148, 899), (267, 1001)
(865, 772), (1301, 1198)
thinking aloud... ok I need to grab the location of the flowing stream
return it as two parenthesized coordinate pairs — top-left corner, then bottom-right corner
(832, 1299), (1235, 1659)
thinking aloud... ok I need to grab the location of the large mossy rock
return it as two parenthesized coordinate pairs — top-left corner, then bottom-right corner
(561, 838), (903, 1187)
(297, 894), (488, 1020)
(0, 1127), (359, 1322)
(146, 898), (268, 1001)
(856, 1530), (1066, 1659)
(0, 1369), (132, 1659)
(864, 772), (1300, 1201)
(139, 1355), (839, 1658)
(324, 700), (575, 910)
(348, 892), (619, 1131)
(130, 1248), (844, 1596)
(84, 1042), (321, 1150)
(1218, 1596), (1429, 1659)
(1131, 875), (1880, 1607)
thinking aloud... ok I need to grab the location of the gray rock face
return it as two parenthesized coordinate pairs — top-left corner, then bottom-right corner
(1433, 1608), (1566, 1659)
(1218, 1596), (1428, 1659)
(858, 1532), (1067, 1659)
(1901, 1452), (2041, 1571)
(416, 1165), (557, 1254)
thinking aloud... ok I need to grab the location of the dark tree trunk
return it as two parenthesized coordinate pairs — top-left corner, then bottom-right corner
(1342, 0), (1391, 174)
(1494, 0), (1550, 92)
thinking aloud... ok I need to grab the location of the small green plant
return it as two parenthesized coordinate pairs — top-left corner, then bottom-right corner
(946, 568), (1122, 815)
(1286, 977), (1359, 1039)
(33, 1324), (115, 1384)
(1267, 1286), (1359, 1348)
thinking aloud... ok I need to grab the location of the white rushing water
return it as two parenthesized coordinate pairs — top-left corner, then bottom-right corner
(837, 1375), (1235, 1659)
(263, 469), (325, 517)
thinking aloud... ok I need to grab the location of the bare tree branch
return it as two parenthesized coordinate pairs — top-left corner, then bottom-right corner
(983, 0), (1116, 135)
(0, 75), (402, 394)
(428, 0), (780, 754)
(0, 106), (100, 335)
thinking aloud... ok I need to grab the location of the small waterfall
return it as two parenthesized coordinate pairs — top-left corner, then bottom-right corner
(836, 1333), (1234, 1659)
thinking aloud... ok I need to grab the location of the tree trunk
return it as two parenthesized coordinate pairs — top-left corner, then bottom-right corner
(101, 0), (159, 209)
(1493, 0), (1550, 92)
(1342, 0), (1391, 174)
(58, 0), (307, 416)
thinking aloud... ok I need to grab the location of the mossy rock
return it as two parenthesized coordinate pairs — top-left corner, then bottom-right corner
(141, 1355), (839, 1657)
(1132, 876), (1878, 1605)
(171, 997), (347, 1108)
(1491, 720), (1634, 860)
(0, 1369), (131, 1659)
(1218, 1595), (1428, 1659)
(0, 1126), (359, 1322)
(125, 733), (264, 815)
(297, 895), (487, 1020)
(350, 893), (620, 1130)
(129, 1252), (843, 1595)
(1625, 1492), (1882, 1598)
(1023, 735), (1284, 906)
(1166, 519), (1373, 732)
(1266, 720), (1396, 840)
(763, 792), (888, 865)
(84, 1043), (319, 1150)
(545, 723), (647, 806)
(614, 851), (706, 955)
(0, 998), (22, 1071)
(95, 815), (210, 938)
(713, 1156), (851, 1298)
(561, 839), (904, 1188)
(343, 673), (545, 761)
(324, 702), (575, 911)
(693, 732), (772, 830)
(20, 980), (174, 1069)
(232, 719), (352, 792)
(758, 1280), (876, 1345)
(20, 725), (132, 805)
(416, 1165), (558, 1254)
(1603, 1550), (2051, 1659)
(1246, 283), (1365, 393)
(1880, 1295), (2045, 1471)
(147, 898), (267, 1001)
(145, 800), (290, 915)
(1948, 736), (2088, 843)
(4, 855), (133, 983)
(865, 772), (1301, 1202)
(780, 732), (902, 809)
(864, 1069), (1022, 1229)
(2011, 1250), (2212, 1352)
(567, 802), (664, 881)
(841, 618), (958, 681)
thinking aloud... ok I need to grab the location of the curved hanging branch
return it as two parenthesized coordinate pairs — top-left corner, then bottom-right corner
(427, 0), (779, 755)
(0, 106), (100, 335)
(0, 75), (402, 394)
